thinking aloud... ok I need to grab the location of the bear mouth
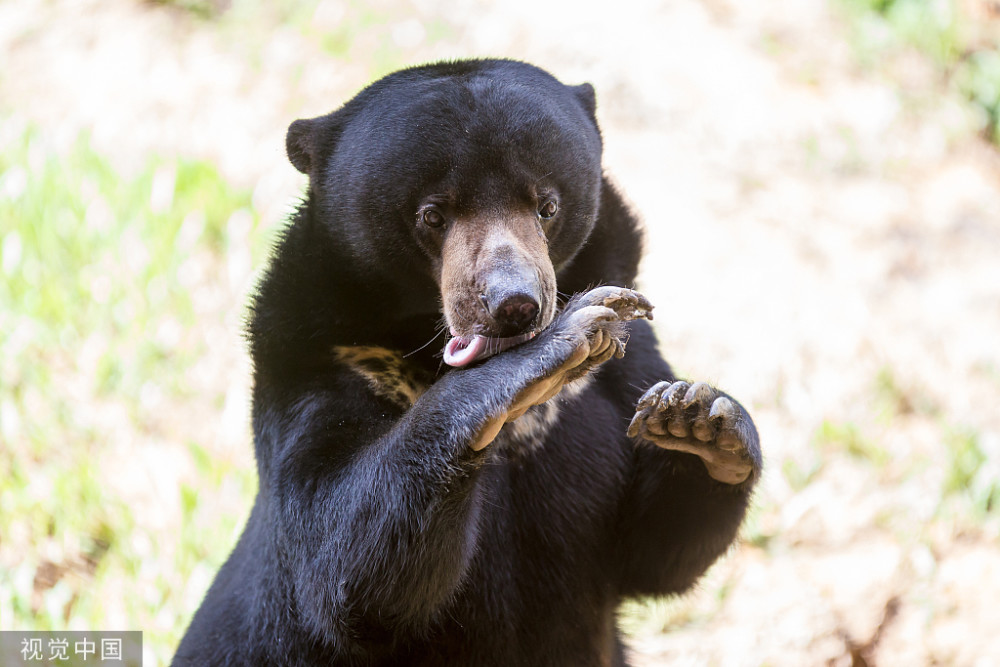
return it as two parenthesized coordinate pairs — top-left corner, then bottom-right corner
(443, 329), (538, 367)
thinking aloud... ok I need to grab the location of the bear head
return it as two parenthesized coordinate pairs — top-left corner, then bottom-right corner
(283, 59), (605, 366)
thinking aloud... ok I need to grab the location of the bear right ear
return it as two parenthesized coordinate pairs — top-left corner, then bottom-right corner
(286, 118), (319, 174)
(571, 83), (597, 123)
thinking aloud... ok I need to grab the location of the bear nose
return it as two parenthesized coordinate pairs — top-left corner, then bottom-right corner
(490, 293), (539, 333)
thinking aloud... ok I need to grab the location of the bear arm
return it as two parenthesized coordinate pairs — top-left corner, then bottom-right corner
(614, 441), (757, 598)
(263, 343), (580, 646)
(600, 323), (760, 597)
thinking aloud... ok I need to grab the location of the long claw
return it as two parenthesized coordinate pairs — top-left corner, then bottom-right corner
(708, 396), (735, 421)
(682, 382), (715, 409)
(626, 412), (644, 438)
(637, 381), (669, 410)
(662, 381), (689, 408)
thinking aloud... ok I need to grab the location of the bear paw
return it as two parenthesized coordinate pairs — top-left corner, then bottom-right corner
(558, 286), (653, 373)
(627, 381), (757, 485)
(502, 287), (653, 424)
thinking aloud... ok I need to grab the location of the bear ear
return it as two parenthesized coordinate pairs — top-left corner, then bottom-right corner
(286, 118), (320, 174)
(571, 83), (597, 122)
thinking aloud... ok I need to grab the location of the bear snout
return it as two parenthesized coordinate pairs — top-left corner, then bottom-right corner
(441, 211), (556, 341)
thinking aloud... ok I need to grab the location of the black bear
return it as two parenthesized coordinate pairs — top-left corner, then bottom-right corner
(173, 58), (761, 666)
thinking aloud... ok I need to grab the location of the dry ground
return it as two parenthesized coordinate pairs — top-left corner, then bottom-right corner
(2, 0), (999, 664)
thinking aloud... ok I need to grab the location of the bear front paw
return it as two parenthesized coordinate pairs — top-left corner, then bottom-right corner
(500, 287), (653, 426)
(557, 286), (653, 373)
(627, 380), (758, 485)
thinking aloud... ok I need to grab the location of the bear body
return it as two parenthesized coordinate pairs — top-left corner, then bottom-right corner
(173, 59), (761, 666)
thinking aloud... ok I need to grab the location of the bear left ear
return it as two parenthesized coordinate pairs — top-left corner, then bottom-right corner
(571, 83), (597, 122)
(286, 118), (319, 174)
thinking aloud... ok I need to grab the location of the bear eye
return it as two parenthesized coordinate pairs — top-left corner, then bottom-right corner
(538, 199), (559, 219)
(421, 207), (445, 228)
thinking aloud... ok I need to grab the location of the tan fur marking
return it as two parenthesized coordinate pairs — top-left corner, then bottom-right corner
(333, 346), (428, 408)
(334, 345), (596, 452)
(560, 374), (594, 400)
(496, 375), (594, 452)
(472, 414), (506, 451)
(500, 402), (560, 446)
(510, 376), (561, 415)
(440, 210), (557, 337)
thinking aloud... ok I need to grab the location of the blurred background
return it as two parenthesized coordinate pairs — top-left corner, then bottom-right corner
(2, 0), (999, 664)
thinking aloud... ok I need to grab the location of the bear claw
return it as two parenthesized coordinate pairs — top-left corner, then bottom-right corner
(628, 379), (755, 484)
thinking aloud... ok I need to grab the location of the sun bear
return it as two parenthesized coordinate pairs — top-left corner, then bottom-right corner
(173, 58), (761, 666)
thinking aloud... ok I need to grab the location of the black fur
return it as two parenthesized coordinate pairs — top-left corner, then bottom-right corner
(173, 59), (761, 666)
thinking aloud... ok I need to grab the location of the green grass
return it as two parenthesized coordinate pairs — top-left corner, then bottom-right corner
(942, 427), (1000, 516)
(1, 126), (249, 405)
(815, 419), (891, 467)
(956, 49), (1000, 141)
(837, 0), (1000, 142)
(781, 455), (823, 493)
(0, 118), (260, 662)
(618, 595), (700, 637)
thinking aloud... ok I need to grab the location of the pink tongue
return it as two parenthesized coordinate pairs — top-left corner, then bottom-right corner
(443, 331), (538, 367)
(443, 335), (488, 367)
